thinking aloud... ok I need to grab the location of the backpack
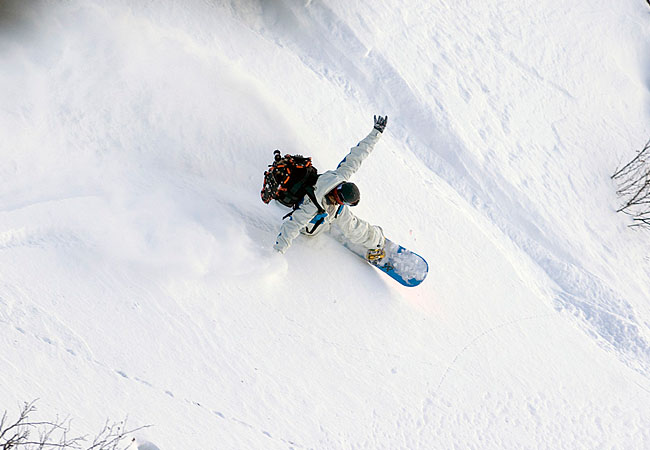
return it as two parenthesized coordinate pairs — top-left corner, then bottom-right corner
(261, 150), (324, 217)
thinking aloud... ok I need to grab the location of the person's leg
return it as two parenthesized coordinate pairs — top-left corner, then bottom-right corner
(332, 207), (384, 250)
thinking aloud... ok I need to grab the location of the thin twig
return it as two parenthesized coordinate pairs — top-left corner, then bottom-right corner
(1, 401), (150, 450)
(613, 139), (650, 229)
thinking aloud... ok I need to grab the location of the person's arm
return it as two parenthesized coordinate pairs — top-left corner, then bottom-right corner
(334, 116), (387, 181)
(273, 201), (319, 253)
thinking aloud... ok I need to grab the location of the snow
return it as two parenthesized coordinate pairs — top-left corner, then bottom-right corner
(1, 0), (650, 448)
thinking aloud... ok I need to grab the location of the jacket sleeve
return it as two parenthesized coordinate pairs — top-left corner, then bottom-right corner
(334, 128), (382, 181)
(273, 200), (320, 254)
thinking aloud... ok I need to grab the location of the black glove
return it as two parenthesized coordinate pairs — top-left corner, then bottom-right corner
(374, 115), (388, 133)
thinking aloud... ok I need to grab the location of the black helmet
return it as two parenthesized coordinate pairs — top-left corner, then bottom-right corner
(332, 182), (360, 206)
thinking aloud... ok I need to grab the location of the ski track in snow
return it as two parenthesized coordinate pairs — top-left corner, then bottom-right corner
(434, 313), (556, 394)
(0, 319), (309, 449)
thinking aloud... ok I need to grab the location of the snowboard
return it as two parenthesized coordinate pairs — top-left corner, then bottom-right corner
(343, 238), (428, 287)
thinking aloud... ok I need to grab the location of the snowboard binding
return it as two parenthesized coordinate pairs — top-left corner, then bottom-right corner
(366, 247), (386, 264)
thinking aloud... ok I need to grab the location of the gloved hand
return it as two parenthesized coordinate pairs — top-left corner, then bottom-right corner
(374, 115), (388, 133)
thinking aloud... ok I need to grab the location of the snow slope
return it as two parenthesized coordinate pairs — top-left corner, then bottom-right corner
(1, 0), (650, 448)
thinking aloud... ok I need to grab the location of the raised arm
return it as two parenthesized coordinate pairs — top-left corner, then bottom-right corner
(334, 115), (387, 181)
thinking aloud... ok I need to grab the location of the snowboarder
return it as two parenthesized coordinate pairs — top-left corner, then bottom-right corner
(273, 115), (388, 261)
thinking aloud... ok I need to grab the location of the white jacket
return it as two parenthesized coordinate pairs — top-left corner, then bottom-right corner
(273, 128), (385, 254)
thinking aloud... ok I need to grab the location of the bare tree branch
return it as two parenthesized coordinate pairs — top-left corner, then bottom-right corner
(613, 139), (650, 179)
(1, 401), (150, 450)
(613, 139), (650, 229)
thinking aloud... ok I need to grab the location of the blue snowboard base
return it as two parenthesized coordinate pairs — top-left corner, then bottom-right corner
(343, 238), (428, 287)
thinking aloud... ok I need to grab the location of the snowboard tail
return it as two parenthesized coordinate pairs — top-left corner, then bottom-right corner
(344, 238), (428, 287)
